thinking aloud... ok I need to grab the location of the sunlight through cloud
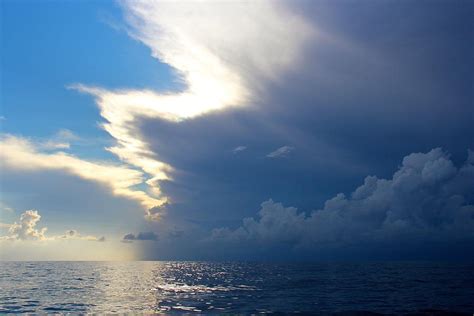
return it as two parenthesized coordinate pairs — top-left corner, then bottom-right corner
(71, 0), (313, 218)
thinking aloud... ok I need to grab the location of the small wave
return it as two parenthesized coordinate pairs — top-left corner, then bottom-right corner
(42, 306), (71, 311)
(172, 305), (202, 312)
(153, 283), (257, 293)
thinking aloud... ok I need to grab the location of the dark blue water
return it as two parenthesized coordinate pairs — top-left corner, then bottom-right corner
(0, 261), (473, 314)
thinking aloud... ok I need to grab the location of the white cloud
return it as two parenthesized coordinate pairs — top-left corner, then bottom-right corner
(213, 148), (474, 249)
(40, 140), (71, 150)
(0, 134), (162, 211)
(266, 145), (294, 158)
(58, 229), (105, 242)
(71, 0), (313, 215)
(38, 129), (81, 150)
(0, 210), (105, 242)
(2, 210), (47, 241)
(232, 146), (247, 154)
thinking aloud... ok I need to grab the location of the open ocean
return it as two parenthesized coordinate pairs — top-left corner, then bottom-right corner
(0, 261), (473, 314)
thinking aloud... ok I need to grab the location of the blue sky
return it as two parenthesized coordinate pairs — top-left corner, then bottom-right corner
(2, 0), (177, 142)
(1, 0), (473, 260)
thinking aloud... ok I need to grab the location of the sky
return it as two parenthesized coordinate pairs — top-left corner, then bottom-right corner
(0, 0), (473, 261)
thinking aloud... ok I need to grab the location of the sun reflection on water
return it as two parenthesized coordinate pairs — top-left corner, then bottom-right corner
(1, 261), (474, 314)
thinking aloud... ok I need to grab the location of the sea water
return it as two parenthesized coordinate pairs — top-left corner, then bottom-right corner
(1, 261), (473, 314)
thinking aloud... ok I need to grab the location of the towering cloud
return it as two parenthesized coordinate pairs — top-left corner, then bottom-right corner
(5, 210), (46, 241)
(72, 0), (313, 218)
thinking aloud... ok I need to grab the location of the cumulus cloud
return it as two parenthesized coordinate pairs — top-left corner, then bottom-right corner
(3, 210), (47, 241)
(122, 231), (158, 243)
(266, 145), (294, 158)
(212, 148), (474, 251)
(0, 210), (104, 242)
(70, 0), (313, 217)
(0, 134), (162, 213)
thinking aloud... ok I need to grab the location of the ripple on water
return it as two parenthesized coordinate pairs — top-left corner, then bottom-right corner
(0, 261), (473, 314)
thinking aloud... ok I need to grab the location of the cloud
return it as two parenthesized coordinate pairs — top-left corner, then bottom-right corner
(232, 146), (247, 154)
(0, 134), (162, 213)
(38, 129), (81, 150)
(62, 229), (78, 238)
(40, 140), (71, 150)
(0, 210), (105, 242)
(2, 210), (47, 241)
(116, 0), (474, 234)
(145, 203), (169, 221)
(55, 129), (80, 142)
(122, 231), (158, 243)
(58, 229), (106, 242)
(266, 145), (294, 158)
(70, 0), (313, 216)
(212, 148), (474, 253)
(0, 202), (14, 213)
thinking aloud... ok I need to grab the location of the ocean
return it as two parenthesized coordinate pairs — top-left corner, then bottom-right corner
(0, 261), (473, 314)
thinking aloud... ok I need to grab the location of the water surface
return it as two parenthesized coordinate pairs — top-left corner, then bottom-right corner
(1, 261), (473, 314)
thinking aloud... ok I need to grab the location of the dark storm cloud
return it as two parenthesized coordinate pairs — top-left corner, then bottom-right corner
(131, 1), (473, 259)
(268, 0), (474, 169)
(132, 148), (474, 260)
(211, 149), (474, 259)
(122, 231), (158, 242)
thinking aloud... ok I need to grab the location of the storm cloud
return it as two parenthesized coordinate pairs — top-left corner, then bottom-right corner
(73, 1), (474, 260)
(1, 0), (472, 260)
(122, 231), (158, 242)
(130, 0), (473, 233)
(210, 148), (474, 259)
